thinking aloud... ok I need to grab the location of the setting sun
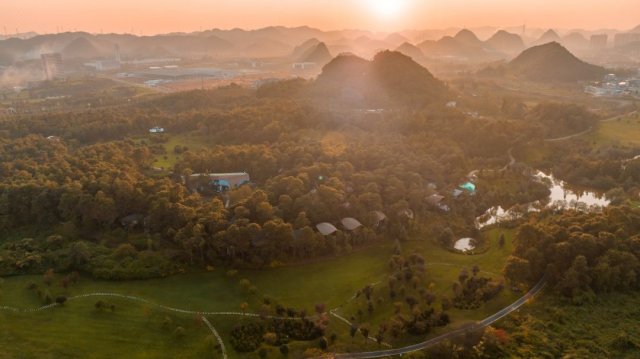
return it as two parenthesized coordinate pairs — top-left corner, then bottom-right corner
(367, 0), (409, 20)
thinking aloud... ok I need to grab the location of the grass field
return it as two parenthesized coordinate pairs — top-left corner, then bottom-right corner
(144, 132), (212, 170)
(0, 227), (519, 358)
(592, 114), (640, 147)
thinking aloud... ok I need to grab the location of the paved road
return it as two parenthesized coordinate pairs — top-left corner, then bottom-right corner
(326, 278), (547, 359)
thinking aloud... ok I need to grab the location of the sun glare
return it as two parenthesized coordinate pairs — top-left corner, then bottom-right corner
(368, 0), (408, 20)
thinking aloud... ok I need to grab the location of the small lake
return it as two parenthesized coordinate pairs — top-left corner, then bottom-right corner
(454, 238), (475, 252)
(477, 171), (610, 228)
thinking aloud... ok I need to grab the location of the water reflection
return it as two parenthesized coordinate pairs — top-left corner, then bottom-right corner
(477, 171), (610, 228)
(454, 238), (475, 252)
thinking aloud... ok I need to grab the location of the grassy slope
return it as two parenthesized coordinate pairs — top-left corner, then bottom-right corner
(0, 228), (517, 358)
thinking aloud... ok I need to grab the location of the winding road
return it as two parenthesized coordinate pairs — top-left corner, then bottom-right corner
(325, 278), (547, 359)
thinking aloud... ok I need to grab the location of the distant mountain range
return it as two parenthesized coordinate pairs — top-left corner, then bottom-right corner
(0, 25), (638, 66)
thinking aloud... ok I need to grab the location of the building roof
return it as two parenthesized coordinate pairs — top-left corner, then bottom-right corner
(373, 211), (387, 222)
(316, 222), (338, 236)
(341, 218), (363, 231)
(426, 194), (445, 205)
(460, 182), (476, 192)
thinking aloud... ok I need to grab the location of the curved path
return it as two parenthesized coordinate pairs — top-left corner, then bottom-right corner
(544, 126), (593, 142)
(543, 110), (638, 143)
(501, 147), (516, 171)
(0, 292), (310, 321)
(202, 316), (228, 359)
(324, 278), (547, 359)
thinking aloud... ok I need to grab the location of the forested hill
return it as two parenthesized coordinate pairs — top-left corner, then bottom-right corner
(506, 42), (606, 82)
(316, 50), (450, 107)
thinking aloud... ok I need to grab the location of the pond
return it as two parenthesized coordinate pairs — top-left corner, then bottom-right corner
(454, 238), (475, 252)
(476, 171), (610, 228)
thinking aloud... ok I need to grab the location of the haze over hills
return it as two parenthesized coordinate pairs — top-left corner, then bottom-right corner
(291, 38), (321, 59)
(395, 42), (424, 60)
(298, 42), (332, 65)
(1, 24), (640, 66)
(562, 32), (590, 52)
(418, 29), (504, 61)
(506, 42), (606, 82)
(534, 29), (562, 46)
(485, 30), (525, 55)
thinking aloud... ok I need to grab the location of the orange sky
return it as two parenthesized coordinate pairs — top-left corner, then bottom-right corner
(1, 0), (639, 35)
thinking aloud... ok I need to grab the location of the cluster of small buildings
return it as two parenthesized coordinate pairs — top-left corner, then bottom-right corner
(314, 178), (478, 236)
(585, 73), (640, 98)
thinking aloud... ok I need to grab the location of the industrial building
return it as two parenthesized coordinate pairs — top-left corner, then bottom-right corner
(41, 53), (63, 80)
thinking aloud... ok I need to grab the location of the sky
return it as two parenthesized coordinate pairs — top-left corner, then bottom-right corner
(1, 0), (639, 35)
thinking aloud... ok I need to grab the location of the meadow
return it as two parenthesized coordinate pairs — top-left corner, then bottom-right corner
(592, 112), (640, 147)
(0, 227), (519, 358)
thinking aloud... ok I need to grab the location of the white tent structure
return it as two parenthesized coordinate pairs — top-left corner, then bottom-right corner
(341, 217), (363, 231)
(316, 222), (338, 236)
(426, 194), (445, 205)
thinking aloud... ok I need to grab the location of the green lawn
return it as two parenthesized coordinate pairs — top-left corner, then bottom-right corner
(144, 132), (212, 170)
(0, 228), (520, 358)
(0, 296), (218, 359)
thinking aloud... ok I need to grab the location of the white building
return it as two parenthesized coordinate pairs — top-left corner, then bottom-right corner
(292, 62), (317, 70)
(149, 126), (165, 133)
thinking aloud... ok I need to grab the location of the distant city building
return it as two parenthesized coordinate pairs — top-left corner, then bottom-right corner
(41, 53), (63, 80)
(614, 33), (640, 48)
(590, 34), (608, 50)
(84, 44), (122, 71)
